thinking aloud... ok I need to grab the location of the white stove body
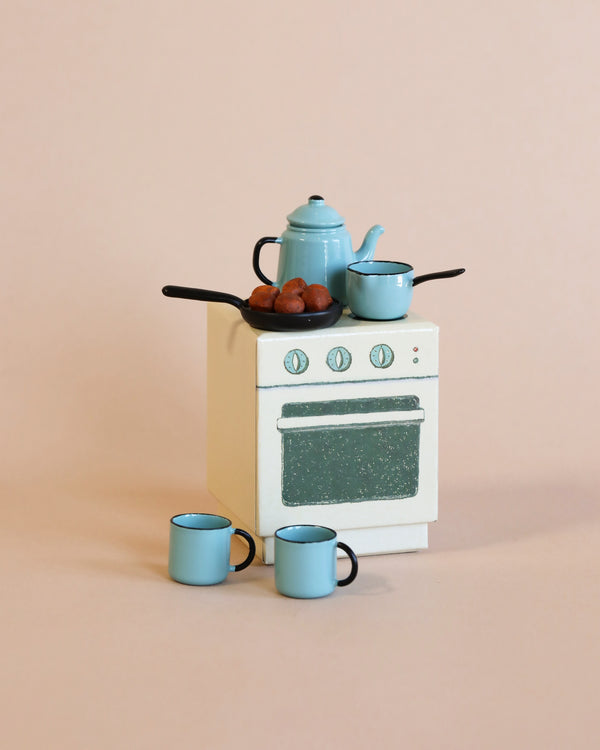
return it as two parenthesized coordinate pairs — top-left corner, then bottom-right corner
(207, 305), (439, 564)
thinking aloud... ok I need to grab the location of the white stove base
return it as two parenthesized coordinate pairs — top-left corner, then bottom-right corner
(214, 499), (429, 564)
(260, 523), (429, 565)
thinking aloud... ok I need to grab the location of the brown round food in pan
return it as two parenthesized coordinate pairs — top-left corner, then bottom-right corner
(248, 284), (280, 312)
(301, 284), (333, 312)
(274, 292), (306, 314)
(281, 277), (307, 296)
(251, 284), (280, 300)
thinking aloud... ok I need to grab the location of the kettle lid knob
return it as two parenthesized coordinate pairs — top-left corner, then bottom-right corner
(286, 195), (344, 229)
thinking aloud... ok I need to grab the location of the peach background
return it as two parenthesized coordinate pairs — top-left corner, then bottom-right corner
(1, 2), (599, 748)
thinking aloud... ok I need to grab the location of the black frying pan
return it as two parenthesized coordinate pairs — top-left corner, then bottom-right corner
(162, 285), (344, 332)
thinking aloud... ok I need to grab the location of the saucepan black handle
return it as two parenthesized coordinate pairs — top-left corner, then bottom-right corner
(162, 285), (244, 309)
(412, 268), (466, 287)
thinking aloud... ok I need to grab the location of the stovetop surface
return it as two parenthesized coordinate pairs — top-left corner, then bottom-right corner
(253, 309), (438, 341)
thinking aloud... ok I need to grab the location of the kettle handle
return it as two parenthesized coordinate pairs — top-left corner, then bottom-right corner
(252, 236), (281, 286)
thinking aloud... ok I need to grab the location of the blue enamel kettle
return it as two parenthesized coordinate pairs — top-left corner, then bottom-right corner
(252, 195), (384, 304)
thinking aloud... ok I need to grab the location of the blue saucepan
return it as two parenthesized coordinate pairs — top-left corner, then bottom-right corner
(347, 261), (465, 320)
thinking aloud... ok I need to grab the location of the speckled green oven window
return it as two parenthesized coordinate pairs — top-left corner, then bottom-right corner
(278, 396), (423, 506)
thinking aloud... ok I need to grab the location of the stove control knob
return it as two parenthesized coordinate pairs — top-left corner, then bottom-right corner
(284, 349), (309, 375)
(326, 346), (352, 372)
(370, 344), (394, 369)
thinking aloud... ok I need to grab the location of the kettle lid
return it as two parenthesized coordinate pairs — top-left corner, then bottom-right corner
(286, 195), (345, 229)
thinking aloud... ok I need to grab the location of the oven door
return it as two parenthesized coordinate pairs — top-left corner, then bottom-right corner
(277, 395), (424, 506)
(256, 377), (438, 536)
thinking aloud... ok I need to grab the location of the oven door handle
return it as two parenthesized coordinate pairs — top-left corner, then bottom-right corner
(277, 409), (425, 432)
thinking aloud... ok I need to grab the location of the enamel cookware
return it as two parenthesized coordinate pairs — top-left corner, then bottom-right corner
(346, 262), (465, 320)
(253, 195), (384, 304)
(162, 285), (343, 332)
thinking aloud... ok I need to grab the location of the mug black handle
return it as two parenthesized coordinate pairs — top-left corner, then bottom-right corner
(252, 236), (281, 286)
(336, 541), (358, 587)
(231, 529), (256, 572)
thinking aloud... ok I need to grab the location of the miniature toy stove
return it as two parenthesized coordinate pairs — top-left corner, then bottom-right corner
(206, 305), (439, 564)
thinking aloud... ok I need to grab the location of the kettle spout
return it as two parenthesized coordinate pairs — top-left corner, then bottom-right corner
(355, 225), (384, 262)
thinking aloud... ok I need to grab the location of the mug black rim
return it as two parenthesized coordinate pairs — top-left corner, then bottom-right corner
(170, 512), (232, 530)
(275, 524), (337, 544)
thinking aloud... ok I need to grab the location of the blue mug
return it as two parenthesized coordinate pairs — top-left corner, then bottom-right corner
(274, 525), (358, 599)
(347, 261), (465, 320)
(169, 513), (256, 585)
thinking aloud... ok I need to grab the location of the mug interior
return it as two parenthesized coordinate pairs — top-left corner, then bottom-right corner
(276, 525), (336, 543)
(348, 260), (413, 276)
(171, 513), (231, 530)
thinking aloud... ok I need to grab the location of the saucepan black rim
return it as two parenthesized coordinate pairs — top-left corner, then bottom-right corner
(347, 260), (414, 276)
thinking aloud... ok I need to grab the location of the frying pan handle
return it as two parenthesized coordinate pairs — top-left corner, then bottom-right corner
(412, 268), (466, 287)
(162, 285), (244, 309)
